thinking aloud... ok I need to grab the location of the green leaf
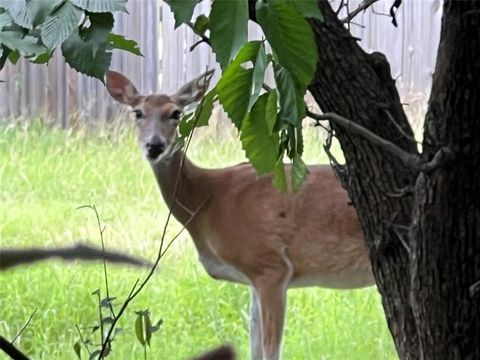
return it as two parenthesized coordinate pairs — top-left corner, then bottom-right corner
(27, 0), (64, 27)
(0, 10), (12, 30)
(145, 313), (152, 346)
(33, 50), (52, 63)
(287, 0), (324, 21)
(70, 0), (126, 13)
(0, 0), (30, 28)
(210, 0), (248, 70)
(179, 86), (217, 137)
(61, 12), (113, 80)
(192, 14), (209, 36)
(273, 159), (287, 192)
(240, 91), (279, 174)
(249, 41), (268, 110)
(256, 0), (317, 88)
(274, 63), (306, 126)
(107, 33), (142, 55)
(73, 340), (82, 359)
(0, 30), (47, 57)
(217, 41), (262, 128)
(165, 0), (198, 29)
(89, 350), (101, 360)
(41, 0), (83, 49)
(135, 312), (145, 346)
(7, 48), (19, 64)
(292, 154), (309, 192)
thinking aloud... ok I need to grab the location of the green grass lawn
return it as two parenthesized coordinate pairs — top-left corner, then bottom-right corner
(0, 120), (397, 360)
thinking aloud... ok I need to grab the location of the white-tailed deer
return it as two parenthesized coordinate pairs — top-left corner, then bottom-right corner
(106, 70), (374, 360)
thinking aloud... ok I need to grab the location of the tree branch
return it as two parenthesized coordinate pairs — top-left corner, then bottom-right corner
(307, 110), (455, 172)
(341, 0), (380, 23)
(0, 336), (30, 360)
(0, 243), (150, 271)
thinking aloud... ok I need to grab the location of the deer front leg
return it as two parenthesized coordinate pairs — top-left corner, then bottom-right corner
(251, 249), (293, 360)
(250, 288), (263, 360)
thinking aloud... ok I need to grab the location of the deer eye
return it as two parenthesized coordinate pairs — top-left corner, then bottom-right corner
(171, 109), (182, 121)
(132, 109), (143, 120)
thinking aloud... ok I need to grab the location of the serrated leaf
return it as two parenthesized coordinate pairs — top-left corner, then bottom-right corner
(256, 0), (317, 88)
(0, 30), (47, 57)
(73, 340), (82, 359)
(0, 0), (30, 28)
(0, 11), (12, 30)
(61, 12), (113, 80)
(292, 154), (309, 191)
(27, 0), (64, 27)
(210, 0), (248, 70)
(274, 63), (306, 126)
(165, 0), (197, 29)
(70, 0), (126, 13)
(107, 33), (142, 56)
(241, 92), (279, 174)
(179, 86), (217, 137)
(287, 0), (324, 21)
(249, 41), (267, 110)
(192, 14), (209, 36)
(135, 312), (145, 346)
(41, 0), (82, 49)
(217, 41), (262, 128)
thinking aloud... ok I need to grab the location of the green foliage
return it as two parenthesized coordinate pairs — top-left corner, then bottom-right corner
(61, 12), (114, 81)
(0, 0), (140, 80)
(166, 0), (322, 190)
(209, 0), (248, 70)
(240, 91), (279, 174)
(165, 0), (198, 29)
(217, 41), (264, 128)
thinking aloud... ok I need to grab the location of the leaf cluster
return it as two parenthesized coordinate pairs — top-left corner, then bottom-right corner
(168, 0), (323, 190)
(0, 0), (141, 80)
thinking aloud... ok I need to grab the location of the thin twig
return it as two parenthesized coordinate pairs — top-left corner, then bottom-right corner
(76, 324), (92, 356)
(187, 21), (211, 52)
(308, 111), (455, 172)
(341, 0), (380, 23)
(382, 108), (420, 145)
(11, 309), (37, 344)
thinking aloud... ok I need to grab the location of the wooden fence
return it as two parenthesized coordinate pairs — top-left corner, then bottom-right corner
(0, 0), (443, 127)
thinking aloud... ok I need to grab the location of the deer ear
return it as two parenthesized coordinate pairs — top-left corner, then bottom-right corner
(106, 71), (141, 106)
(172, 69), (214, 107)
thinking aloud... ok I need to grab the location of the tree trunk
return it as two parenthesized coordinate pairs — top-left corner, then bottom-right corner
(308, 0), (480, 359)
(410, 1), (480, 358)
(308, 1), (419, 358)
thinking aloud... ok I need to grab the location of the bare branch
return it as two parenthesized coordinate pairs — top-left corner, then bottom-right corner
(307, 111), (455, 172)
(0, 243), (150, 271)
(341, 0), (380, 23)
(0, 335), (29, 360)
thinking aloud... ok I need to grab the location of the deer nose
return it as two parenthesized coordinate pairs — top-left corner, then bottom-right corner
(145, 137), (166, 159)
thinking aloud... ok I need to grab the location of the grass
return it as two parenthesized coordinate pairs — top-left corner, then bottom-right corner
(0, 120), (397, 360)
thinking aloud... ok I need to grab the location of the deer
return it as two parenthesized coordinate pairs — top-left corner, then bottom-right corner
(105, 69), (374, 360)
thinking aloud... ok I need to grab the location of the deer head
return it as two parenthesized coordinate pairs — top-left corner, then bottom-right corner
(106, 70), (214, 162)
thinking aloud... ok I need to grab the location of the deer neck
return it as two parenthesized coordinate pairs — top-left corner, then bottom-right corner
(150, 149), (210, 226)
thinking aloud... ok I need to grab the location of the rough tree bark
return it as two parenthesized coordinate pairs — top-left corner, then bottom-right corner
(308, 0), (480, 359)
(410, 1), (480, 358)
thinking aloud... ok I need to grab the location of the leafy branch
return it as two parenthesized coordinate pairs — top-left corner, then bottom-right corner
(0, 0), (141, 80)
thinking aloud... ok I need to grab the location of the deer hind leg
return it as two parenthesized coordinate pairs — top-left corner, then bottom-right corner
(250, 288), (263, 360)
(251, 248), (293, 360)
